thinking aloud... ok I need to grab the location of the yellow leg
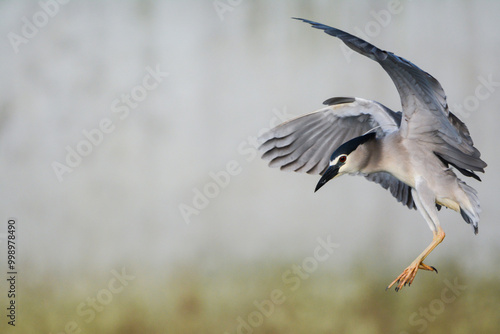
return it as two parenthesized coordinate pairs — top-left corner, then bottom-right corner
(387, 226), (446, 292)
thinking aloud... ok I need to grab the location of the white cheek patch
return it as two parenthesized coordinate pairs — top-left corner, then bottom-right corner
(330, 155), (346, 166)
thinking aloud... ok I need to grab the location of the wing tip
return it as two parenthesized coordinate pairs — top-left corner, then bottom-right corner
(323, 97), (356, 106)
(292, 17), (331, 31)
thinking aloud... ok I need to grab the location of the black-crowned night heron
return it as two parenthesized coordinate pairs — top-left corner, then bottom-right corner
(258, 18), (486, 291)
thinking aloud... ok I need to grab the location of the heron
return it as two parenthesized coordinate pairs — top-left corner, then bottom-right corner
(258, 18), (486, 291)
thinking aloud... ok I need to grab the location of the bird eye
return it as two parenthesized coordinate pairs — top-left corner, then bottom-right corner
(339, 155), (347, 163)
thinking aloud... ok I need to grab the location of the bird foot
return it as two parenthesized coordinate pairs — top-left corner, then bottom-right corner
(386, 261), (437, 292)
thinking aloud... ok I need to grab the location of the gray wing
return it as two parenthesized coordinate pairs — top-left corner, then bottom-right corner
(365, 172), (445, 211)
(364, 172), (416, 210)
(258, 97), (399, 175)
(295, 18), (487, 175)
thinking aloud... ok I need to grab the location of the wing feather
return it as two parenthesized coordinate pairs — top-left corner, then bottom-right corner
(258, 97), (399, 175)
(364, 172), (416, 210)
(294, 18), (487, 175)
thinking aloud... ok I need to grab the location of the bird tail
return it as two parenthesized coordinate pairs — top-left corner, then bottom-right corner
(458, 180), (480, 234)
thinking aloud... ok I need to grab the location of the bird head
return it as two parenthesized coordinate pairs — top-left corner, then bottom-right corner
(315, 132), (376, 192)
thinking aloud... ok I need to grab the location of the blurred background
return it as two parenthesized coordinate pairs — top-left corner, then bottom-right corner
(1, 0), (499, 333)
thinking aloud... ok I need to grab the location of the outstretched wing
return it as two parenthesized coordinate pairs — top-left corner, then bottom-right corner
(258, 97), (399, 175)
(295, 18), (487, 176)
(364, 172), (416, 210)
(364, 172), (446, 211)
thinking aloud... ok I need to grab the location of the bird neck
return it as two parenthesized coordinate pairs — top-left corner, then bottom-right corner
(353, 137), (384, 174)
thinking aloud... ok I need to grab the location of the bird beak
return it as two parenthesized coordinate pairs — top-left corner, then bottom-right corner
(315, 165), (339, 192)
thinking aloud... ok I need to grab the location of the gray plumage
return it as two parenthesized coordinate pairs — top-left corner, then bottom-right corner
(258, 18), (487, 291)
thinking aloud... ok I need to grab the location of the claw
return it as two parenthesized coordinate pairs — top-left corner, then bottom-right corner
(386, 227), (445, 291)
